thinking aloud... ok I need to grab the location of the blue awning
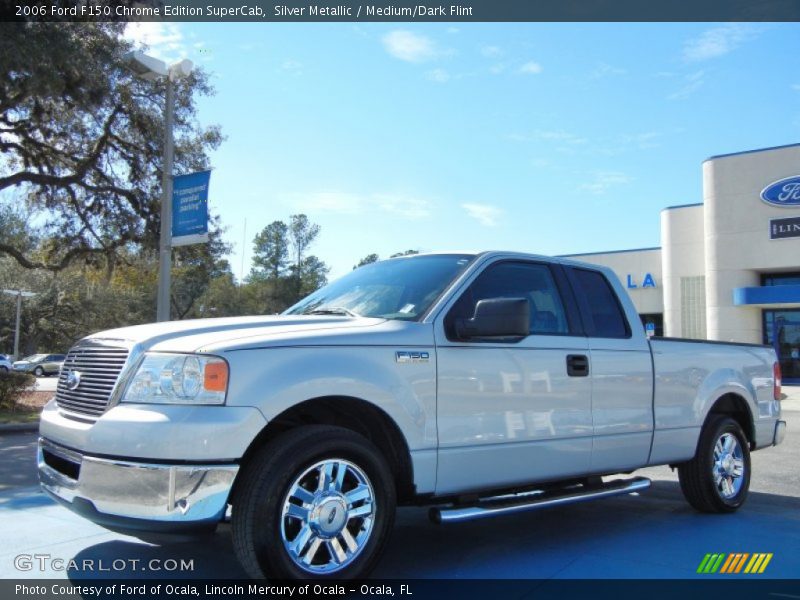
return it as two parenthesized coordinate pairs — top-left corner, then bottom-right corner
(733, 285), (800, 305)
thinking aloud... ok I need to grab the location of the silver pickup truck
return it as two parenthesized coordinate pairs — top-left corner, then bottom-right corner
(38, 251), (786, 579)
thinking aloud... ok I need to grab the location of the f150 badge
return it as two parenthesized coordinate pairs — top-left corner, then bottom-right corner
(395, 351), (430, 363)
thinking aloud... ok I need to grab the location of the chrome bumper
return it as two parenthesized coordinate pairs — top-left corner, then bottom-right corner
(38, 438), (238, 532)
(774, 420), (786, 446)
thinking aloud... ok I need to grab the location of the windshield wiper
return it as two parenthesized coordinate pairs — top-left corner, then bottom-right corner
(304, 307), (359, 317)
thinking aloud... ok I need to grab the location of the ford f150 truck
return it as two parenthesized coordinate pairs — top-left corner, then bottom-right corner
(38, 251), (786, 579)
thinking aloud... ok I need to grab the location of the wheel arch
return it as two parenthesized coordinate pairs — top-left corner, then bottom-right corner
(706, 392), (755, 448)
(233, 395), (415, 503)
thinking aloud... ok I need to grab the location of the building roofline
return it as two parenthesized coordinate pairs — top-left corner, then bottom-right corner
(661, 202), (703, 211)
(704, 142), (800, 163)
(558, 246), (661, 258)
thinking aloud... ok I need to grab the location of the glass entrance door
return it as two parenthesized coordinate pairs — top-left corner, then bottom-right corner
(764, 309), (800, 384)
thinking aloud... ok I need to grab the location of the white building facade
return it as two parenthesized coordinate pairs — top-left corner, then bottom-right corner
(564, 143), (800, 384)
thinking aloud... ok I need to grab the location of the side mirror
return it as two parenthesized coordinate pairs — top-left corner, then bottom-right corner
(455, 297), (530, 340)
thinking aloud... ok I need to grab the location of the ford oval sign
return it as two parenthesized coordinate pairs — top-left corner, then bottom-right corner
(761, 176), (800, 207)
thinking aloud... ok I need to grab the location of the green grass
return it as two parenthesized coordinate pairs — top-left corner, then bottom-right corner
(0, 408), (40, 424)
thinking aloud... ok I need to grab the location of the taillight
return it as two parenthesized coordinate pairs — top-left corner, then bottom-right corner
(774, 362), (782, 401)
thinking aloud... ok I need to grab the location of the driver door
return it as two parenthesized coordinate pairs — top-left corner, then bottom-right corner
(434, 260), (592, 495)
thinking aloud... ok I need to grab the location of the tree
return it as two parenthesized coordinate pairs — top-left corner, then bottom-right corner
(390, 249), (420, 258)
(288, 214), (320, 269)
(250, 220), (289, 280)
(0, 22), (222, 273)
(354, 253), (379, 269)
(246, 214), (329, 312)
(170, 216), (233, 319)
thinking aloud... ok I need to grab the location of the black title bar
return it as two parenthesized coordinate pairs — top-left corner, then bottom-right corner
(3, 0), (800, 22)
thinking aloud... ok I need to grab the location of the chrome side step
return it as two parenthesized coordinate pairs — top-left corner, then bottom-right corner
(429, 476), (651, 524)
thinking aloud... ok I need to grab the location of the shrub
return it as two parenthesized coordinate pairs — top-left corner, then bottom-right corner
(0, 371), (36, 411)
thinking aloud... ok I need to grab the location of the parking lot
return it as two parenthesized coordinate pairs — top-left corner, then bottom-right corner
(0, 393), (798, 580)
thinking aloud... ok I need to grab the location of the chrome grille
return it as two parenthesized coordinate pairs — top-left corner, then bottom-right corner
(56, 343), (130, 417)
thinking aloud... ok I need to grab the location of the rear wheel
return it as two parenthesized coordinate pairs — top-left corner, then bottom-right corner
(232, 425), (396, 579)
(678, 415), (750, 513)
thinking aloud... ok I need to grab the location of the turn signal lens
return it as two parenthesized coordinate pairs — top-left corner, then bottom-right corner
(773, 362), (782, 401)
(204, 360), (228, 392)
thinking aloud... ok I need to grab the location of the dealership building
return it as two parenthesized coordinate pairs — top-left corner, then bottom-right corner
(563, 143), (800, 384)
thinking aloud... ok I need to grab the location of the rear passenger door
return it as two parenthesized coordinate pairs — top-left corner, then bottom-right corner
(434, 259), (593, 495)
(565, 267), (654, 472)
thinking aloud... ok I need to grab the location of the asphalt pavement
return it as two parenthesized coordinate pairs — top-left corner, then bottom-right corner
(0, 391), (798, 580)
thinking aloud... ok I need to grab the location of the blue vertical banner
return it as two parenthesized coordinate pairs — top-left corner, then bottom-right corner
(171, 170), (211, 247)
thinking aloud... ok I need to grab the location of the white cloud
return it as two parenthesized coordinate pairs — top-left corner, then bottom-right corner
(489, 63), (507, 75)
(290, 192), (430, 219)
(509, 130), (587, 145)
(375, 194), (431, 219)
(302, 192), (363, 214)
(682, 24), (761, 62)
(462, 203), (503, 227)
(579, 171), (632, 195)
(668, 70), (705, 100)
(519, 61), (543, 75)
(281, 59), (303, 73)
(480, 45), (502, 58)
(426, 68), (451, 83)
(792, 84), (800, 92)
(124, 23), (186, 62)
(591, 62), (627, 79)
(619, 131), (661, 149)
(382, 30), (437, 63)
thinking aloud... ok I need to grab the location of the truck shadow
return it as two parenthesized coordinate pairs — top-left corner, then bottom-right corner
(62, 481), (800, 580)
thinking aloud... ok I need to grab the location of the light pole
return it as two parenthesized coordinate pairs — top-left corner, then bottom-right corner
(2, 289), (37, 360)
(124, 51), (193, 322)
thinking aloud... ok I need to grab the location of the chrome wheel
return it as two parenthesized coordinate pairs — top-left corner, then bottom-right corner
(280, 459), (376, 574)
(713, 432), (745, 499)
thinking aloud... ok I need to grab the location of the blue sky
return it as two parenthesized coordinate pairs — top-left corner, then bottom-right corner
(125, 22), (800, 280)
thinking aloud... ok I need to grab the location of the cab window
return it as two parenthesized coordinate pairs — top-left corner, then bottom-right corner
(446, 261), (571, 338)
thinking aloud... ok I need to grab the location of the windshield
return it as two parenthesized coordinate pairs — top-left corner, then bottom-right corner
(284, 254), (475, 321)
(22, 354), (46, 362)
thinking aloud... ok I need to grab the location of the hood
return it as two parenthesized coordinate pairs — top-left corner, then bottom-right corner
(84, 315), (388, 354)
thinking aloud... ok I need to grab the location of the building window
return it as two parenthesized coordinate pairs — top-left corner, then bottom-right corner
(639, 313), (663, 337)
(763, 310), (800, 383)
(680, 276), (706, 339)
(761, 272), (800, 287)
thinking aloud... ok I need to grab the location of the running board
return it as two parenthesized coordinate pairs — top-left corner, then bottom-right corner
(429, 476), (651, 524)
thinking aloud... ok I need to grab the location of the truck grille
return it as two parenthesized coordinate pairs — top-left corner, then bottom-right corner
(56, 343), (130, 417)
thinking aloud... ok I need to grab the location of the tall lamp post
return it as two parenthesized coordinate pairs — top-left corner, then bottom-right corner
(2, 289), (37, 360)
(124, 51), (193, 322)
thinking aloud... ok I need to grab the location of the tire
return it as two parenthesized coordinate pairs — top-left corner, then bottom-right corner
(678, 415), (751, 513)
(232, 425), (396, 580)
(33, 366), (44, 377)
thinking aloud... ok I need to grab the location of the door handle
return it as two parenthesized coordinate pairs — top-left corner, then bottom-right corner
(566, 354), (589, 377)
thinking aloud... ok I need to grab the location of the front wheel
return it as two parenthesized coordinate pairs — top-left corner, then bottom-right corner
(33, 366), (44, 377)
(678, 415), (751, 513)
(232, 425), (396, 579)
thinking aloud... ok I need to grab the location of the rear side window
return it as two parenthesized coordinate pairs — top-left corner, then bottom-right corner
(571, 269), (630, 338)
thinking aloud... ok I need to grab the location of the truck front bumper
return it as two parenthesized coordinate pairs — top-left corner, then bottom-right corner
(38, 438), (238, 535)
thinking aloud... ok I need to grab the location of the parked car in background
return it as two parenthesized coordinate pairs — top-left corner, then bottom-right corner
(0, 354), (11, 373)
(13, 354), (65, 377)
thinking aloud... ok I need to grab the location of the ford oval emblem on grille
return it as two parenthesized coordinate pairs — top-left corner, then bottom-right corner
(65, 370), (82, 391)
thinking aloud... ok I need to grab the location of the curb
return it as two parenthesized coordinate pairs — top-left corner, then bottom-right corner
(0, 422), (39, 433)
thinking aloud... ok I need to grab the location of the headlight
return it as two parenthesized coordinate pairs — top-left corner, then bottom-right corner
(121, 353), (229, 405)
